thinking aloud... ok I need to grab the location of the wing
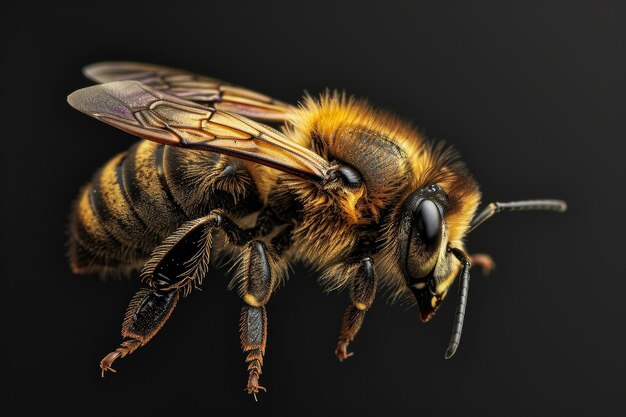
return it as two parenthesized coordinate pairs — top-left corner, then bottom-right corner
(83, 62), (292, 122)
(67, 81), (330, 182)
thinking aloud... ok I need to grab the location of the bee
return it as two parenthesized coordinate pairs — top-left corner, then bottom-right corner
(67, 62), (566, 398)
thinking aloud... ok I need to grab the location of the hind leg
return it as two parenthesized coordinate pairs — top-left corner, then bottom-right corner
(100, 288), (179, 375)
(100, 211), (250, 375)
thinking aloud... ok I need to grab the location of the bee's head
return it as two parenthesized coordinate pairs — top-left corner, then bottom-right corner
(397, 184), (459, 322)
(396, 182), (566, 359)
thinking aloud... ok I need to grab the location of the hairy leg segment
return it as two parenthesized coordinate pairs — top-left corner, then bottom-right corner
(235, 240), (277, 399)
(335, 257), (377, 361)
(100, 210), (281, 398)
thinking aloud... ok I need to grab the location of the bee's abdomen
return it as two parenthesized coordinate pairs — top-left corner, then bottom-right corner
(70, 141), (177, 274)
(69, 140), (260, 276)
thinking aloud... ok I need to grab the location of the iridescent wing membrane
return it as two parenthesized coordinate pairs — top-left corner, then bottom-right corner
(84, 62), (291, 122)
(69, 67), (330, 182)
(68, 81), (329, 181)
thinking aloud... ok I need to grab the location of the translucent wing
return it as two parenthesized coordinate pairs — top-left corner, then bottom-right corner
(83, 62), (291, 122)
(68, 81), (329, 182)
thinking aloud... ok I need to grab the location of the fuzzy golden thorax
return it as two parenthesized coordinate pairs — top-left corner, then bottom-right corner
(284, 92), (421, 222)
(275, 92), (415, 267)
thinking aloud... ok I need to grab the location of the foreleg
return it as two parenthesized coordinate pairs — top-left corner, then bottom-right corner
(334, 257), (376, 361)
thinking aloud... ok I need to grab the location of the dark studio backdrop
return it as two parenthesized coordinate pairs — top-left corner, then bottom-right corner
(1, 1), (624, 415)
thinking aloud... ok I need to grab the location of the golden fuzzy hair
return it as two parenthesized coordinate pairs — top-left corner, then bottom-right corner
(281, 92), (481, 297)
(286, 92), (420, 217)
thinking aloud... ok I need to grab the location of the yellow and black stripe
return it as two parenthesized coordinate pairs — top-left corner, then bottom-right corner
(69, 140), (261, 276)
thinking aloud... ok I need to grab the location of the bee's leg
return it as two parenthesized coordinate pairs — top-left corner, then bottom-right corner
(335, 257), (376, 361)
(234, 240), (283, 400)
(99, 288), (180, 376)
(470, 253), (496, 275)
(100, 211), (250, 376)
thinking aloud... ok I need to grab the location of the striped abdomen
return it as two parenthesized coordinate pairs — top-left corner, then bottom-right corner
(69, 140), (261, 276)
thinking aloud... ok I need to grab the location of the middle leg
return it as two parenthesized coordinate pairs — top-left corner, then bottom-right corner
(233, 240), (285, 399)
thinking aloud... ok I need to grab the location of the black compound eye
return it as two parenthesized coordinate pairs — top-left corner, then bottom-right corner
(416, 200), (442, 247)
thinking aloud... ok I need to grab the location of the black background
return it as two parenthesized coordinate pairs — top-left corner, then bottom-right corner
(1, 1), (624, 415)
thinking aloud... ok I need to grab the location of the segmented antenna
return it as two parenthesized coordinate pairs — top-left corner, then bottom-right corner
(445, 247), (471, 359)
(468, 199), (567, 233)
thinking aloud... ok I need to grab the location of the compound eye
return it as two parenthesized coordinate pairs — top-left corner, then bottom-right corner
(416, 200), (442, 247)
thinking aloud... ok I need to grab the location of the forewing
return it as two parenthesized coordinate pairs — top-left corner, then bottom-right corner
(83, 62), (291, 122)
(68, 81), (329, 182)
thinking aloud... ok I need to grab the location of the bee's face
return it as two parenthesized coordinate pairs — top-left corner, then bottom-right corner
(397, 185), (459, 321)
